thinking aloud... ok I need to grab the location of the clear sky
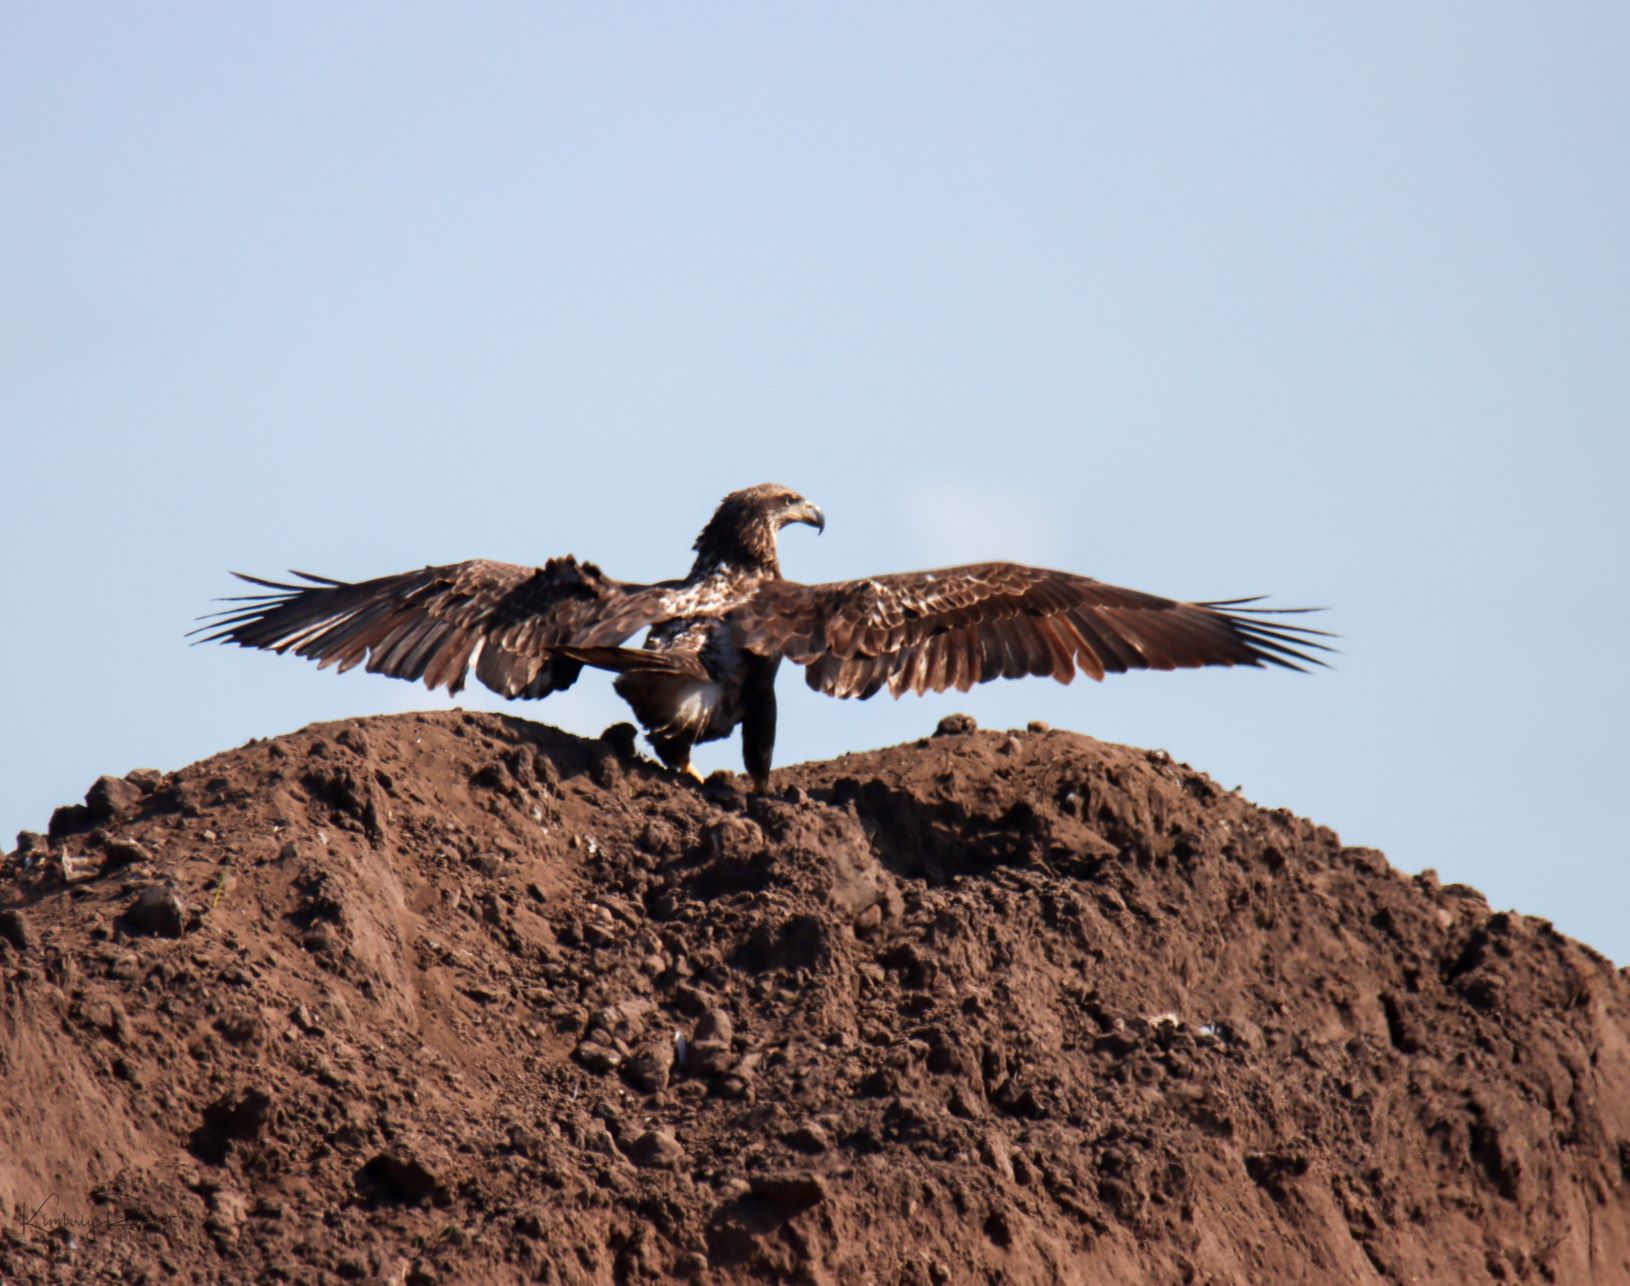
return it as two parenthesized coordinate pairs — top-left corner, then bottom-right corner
(4, 6), (1627, 958)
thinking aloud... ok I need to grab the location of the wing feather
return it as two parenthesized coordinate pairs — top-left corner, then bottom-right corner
(193, 558), (686, 700)
(731, 562), (1332, 700)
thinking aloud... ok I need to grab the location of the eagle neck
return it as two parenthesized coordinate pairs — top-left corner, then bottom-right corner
(685, 556), (779, 589)
(689, 525), (782, 580)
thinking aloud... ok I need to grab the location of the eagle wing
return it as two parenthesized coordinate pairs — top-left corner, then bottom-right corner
(730, 562), (1333, 700)
(192, 557), (683, 699)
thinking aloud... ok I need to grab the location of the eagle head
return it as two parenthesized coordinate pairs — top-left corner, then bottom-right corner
(692, 484), (824, 575)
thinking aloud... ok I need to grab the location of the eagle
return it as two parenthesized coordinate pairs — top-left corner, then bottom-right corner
(195, 483), (1330, 793)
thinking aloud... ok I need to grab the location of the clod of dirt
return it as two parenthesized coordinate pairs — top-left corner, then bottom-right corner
(0, 908), (32, 953)
(3, 709), (1630, 1285)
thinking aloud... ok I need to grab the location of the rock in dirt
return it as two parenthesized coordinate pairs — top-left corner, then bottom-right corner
(0, 908), (33, 952)
(101, 836), (155, 872)
(625, 1039), (676, 1093)
(625, 1129), (686, 1170)
(749, 1171), (828, 1207)
(86, 774), (143, 821)
(123, 883), (186, 937)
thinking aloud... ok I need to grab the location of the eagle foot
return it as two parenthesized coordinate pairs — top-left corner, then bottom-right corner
(681, 762), (706, 784)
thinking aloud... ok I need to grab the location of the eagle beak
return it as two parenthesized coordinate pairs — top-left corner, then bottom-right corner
(787, 500), (825, 534)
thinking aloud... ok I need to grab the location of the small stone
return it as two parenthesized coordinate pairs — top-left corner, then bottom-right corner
(0, 909), (34, 952)
(749, 1171), (828, 1207)
(933, 713), (977, 737)
(625, 1040), (676, 1094)
(1026, 720), (1050, 733)
(783, 1123), (831, 1155)
(625, 1129), (685, 1170)
(125, 884), (186, 938)
(576, 1041), (623, 1074)
(102, 837), (154, 872)
(125, 768), (164, 793)
(86, 775), (143, 820)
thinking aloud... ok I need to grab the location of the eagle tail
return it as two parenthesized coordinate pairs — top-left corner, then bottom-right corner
(547, 645), (709, 680)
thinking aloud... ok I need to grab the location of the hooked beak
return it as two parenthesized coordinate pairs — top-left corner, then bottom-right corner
(785, 499), (825, 534)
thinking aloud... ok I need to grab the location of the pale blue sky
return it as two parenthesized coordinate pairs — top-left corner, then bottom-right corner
(5, 6), (1627, 956)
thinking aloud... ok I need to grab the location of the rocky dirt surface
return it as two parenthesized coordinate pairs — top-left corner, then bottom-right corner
(4, 709), (1630, 1284)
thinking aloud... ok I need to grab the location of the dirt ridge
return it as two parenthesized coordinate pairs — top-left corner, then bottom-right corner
(3, 710), (1628, 1284)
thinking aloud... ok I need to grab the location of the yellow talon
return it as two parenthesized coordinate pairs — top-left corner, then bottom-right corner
(682, 762), (706, 784)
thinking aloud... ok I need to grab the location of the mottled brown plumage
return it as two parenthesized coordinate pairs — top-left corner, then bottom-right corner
(196, 483), (1331, 791)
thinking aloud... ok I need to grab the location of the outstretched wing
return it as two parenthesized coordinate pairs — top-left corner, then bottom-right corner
(730, 562), (1333, 700)
(192, 557), (683, 699)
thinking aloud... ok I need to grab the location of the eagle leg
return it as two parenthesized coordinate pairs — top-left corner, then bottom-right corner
(648, 731), (707, 787)
(741, 656), (779, 798)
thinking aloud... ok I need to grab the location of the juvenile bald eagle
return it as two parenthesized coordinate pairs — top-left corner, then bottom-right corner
(195, 483), (1330, 792)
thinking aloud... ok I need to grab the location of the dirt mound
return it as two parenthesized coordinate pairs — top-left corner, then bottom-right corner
(3, 711), (1629, 1284)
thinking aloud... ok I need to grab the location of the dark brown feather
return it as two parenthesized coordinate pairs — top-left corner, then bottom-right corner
(729, 562), (1332, 700)
(192, 558), (686, 700)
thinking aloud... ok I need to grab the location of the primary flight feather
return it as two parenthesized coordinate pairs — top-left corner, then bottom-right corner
(194, 483), (1331, 792)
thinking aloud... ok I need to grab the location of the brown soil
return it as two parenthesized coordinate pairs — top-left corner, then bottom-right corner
(3, 710), (1629, 1284)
